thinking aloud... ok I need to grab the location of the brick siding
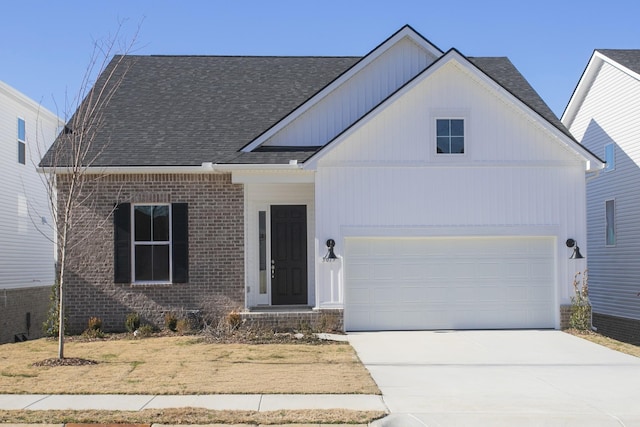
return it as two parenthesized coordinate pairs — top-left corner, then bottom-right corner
(56, 173), (244, 334)
(559, 304), (572, 330)
(241, 309), (344, 332)
(0, 286), (50, 344)
(593, 312), (640, 345)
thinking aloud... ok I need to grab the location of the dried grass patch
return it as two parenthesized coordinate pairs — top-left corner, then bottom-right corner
(565, 329), (640, 358)
(0, 336), (379, 395)
(0, 408), (385, 425)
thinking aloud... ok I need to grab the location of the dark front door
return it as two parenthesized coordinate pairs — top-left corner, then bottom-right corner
(271, 205), (307, 305)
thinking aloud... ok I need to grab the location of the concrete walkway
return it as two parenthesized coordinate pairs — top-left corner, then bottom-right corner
(0, 393), (386, 412)
(349, 330), (640, 427)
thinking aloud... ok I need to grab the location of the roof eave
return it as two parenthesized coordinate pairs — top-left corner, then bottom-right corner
(38, 163), (305, 175)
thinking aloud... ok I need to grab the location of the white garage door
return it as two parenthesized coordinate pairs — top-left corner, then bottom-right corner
(344, 236), (556, 331)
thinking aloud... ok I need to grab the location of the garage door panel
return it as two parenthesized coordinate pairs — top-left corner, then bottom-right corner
(345, 237), (556, 331)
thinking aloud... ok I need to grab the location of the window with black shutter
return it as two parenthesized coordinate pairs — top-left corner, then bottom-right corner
(114, 202), (188, 284)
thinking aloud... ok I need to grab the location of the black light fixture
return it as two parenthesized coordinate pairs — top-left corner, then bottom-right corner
(566, 239), (584, 259)
(323, 239), (338, 261)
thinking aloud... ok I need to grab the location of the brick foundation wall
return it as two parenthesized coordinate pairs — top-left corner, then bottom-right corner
(241, 309), (344, 332)
(593, 312), (640, 345)
(57, 173), (244, 334)
(560, 304), (572, 329)
(0, 286), (50, 344)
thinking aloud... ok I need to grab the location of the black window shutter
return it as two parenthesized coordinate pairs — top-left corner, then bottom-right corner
(172, 203), (189, 283)
(113, 203), (131, 283)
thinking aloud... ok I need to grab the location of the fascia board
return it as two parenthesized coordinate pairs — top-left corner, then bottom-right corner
(241, 26), (443, 153)
(231, 170), (315, 184)
(453, 51), (605, 171)
(38, 163), (303, 175)
(561, 51), (603, 129)
(562, 50), (640, 129)
(0, 81), (62, 123)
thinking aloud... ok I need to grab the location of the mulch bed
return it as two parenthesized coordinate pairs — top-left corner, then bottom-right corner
(33, 357), (99, 367)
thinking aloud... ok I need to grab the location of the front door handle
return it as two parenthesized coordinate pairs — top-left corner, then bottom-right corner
(271, 260), (275, 279)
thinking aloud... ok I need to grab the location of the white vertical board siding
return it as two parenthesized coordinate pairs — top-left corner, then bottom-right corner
(245, 183), (315, 307)
(263, 37), (435, 148)
(314, 61), (587, 316)
(567, 61), (640, 321)
(0, 83), (60, 289)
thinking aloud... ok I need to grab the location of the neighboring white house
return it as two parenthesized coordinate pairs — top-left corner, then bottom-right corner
(43, 26), (604, 333)
(0, 81), (61, 343)
(562, 50), (640, 344)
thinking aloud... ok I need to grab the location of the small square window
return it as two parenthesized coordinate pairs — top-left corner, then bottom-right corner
(604, 143), (615, 172)
(436, 119), (464, 154)
(605, 199), (616, 246)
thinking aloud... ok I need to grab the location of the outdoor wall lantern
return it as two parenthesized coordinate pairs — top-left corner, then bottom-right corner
(323, 239), (338, 262)
(566, 239), (584, 259)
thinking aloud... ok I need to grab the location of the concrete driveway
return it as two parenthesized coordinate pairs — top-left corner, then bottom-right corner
(348, 330), (640, 426)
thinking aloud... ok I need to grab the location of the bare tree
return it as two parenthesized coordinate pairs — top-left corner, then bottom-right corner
(36, 23), (140, 359)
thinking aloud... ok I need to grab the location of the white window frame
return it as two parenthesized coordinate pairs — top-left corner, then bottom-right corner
(17, 117), (26, 165)
(605, 199), (616, 247)
(131, 203), (173, 284)
(435, 118), (465, 155)
(604, 143), (615, 172)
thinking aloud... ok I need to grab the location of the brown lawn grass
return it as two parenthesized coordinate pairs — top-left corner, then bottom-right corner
(0, 335), (379, 395)
(0, 408), (385, 425)
(565, 329), (640, 358)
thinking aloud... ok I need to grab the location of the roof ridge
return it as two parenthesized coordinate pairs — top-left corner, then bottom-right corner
(137, 54), (364, 59)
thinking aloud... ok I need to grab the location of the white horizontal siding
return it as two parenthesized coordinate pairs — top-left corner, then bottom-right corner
(0, 83), (61, 289)
(568, 61), (640, 320)
(314, 60), (588, 311)
(262, 37), (436, 148)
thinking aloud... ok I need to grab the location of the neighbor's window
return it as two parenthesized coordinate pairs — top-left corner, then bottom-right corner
(17, 118), (25, 165)
(436, 119), (464, 154)
(605, 199), (616, 246)
(604, 143), (615, 172)
(133, 204), (171, 282)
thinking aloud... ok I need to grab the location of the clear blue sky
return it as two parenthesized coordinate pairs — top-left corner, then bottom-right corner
(2, 0), (639, 118)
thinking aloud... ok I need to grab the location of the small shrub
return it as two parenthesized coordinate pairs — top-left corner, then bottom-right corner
(125, 312), (141, 333)
(164, 312), (178, 332)
(83, 316), (104, 338)
(88, 316), (102, 331)
(570, 270), (591, 331)
(226, 311), (242, 330)
(42, 282), (67, 337)
(176, 318), (192, 335)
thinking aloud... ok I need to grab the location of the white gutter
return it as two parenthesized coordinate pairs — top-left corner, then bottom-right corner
(38, 161), (305, 175)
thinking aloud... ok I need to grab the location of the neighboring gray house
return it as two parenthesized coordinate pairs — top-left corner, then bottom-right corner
(563, 50), (640, 344)
(42, 26), (602, 334)
(0, 81), (61, 344)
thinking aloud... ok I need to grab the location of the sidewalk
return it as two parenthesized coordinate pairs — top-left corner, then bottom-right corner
(0, 393), (386, 412)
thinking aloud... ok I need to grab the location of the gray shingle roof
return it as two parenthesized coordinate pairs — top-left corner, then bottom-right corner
(597, 49), (640, 75)
(468, 56), (576, 142)
(42, 55), (360, 167)
(43, 49), (575, 167)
